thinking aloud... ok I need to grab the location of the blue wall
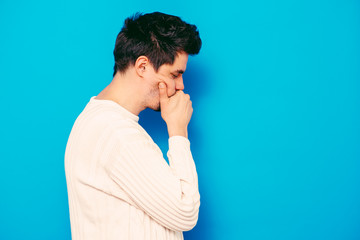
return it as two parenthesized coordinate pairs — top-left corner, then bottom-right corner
(1, 0), (359, 239)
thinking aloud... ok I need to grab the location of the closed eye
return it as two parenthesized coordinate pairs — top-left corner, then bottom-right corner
(171, 70), (184, 79)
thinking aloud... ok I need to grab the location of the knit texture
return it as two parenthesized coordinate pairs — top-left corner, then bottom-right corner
(64, 96), (200, 239)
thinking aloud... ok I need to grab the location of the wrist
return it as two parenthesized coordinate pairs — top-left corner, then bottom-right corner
(167, 126), (188, 138)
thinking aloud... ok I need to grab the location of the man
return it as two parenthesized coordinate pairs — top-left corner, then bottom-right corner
(64, 12), (202, 239)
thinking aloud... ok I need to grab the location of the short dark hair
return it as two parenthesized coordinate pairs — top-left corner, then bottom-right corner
(112, 12), (202, 77)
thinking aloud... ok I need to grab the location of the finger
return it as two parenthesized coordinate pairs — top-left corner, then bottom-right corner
(158, 82), (168, 104)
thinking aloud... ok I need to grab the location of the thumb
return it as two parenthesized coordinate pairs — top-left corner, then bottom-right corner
(158, 82), (168, 104)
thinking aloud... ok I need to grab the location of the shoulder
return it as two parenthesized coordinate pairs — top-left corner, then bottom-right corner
(111, 120), (151, 147)
(74, 103), (146, 143)
(78, 103), (137, 130)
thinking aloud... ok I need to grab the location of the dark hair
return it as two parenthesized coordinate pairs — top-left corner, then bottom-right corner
(112, 12), (202, 77)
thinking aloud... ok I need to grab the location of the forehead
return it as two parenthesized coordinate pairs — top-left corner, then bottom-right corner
(159, 52), (189, 72)
(173, 52), (189, 67)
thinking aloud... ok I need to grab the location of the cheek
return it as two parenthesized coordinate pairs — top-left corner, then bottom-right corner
(157, 76), (176, 94)
(168, 81), (177, 96)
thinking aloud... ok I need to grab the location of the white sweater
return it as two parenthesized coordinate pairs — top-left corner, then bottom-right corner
(64, 96), (200, 240)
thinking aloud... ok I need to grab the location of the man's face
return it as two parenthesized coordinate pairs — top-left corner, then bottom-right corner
(144, 52), (189, 111)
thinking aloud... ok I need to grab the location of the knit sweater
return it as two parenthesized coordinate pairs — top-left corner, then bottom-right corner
(64, 96), (200, 240)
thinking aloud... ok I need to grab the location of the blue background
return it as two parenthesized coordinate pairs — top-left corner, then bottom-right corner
(1, 0), (359, 239)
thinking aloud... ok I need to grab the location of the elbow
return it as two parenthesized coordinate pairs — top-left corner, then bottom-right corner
(172, 209), (199, 232)
(174, 199), (200, 232)
(181, 210), (199, 231)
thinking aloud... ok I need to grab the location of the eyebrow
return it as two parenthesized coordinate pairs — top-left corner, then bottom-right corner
(172, 69), (185, 74)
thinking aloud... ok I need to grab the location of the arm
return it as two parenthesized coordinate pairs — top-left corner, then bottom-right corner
(104, 133), (200, 232)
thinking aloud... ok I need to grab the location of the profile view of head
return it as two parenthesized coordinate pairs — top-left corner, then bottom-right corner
(111, 12), (202, 112)
(113, 12), (202, 76)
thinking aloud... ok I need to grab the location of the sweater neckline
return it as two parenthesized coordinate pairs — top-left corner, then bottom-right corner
(90, 96), (139, 122)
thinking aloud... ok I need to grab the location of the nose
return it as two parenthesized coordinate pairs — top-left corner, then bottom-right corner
(175, 77), (184, 91)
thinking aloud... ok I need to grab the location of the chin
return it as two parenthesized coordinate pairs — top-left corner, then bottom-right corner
(154, 105), (161, 112)
(148, 103), (161, 112)
(149, 106), (160, 112)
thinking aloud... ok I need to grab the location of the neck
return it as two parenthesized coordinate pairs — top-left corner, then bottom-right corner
(95, 69), (146, 116)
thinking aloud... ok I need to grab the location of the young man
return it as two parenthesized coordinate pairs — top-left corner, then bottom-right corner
(64, 12), (202, 239)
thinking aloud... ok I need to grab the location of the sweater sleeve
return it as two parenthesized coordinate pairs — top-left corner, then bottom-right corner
(104, 134), (200, 232)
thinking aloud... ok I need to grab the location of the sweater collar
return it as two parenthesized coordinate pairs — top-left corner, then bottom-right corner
(90, 96), (139, 122)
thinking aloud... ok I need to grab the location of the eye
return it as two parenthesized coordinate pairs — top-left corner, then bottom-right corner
(171, 74), (179, 79)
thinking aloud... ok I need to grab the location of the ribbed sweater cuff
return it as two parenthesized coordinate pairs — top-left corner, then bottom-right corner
(168, 136), (190, 149)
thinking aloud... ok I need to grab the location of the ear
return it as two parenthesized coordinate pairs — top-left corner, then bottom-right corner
(135, 56), (149, 77)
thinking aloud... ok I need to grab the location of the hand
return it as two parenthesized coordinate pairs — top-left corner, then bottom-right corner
(159, 82), (193, 138)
